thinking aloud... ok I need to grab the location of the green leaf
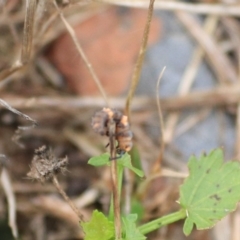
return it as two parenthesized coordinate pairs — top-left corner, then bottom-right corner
(81, 210), (114, 240)
(118, 153), (144, 177)
(88, 153), (110, 167)
(183, 217), (194, 236)
(122, 214), (146, 240)
(88, 152), (144, 177)
(180, 149), (240, 235)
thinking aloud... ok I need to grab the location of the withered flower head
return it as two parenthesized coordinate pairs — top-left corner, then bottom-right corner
(91, 108), (133, 154)
(27, 145), (68, 183)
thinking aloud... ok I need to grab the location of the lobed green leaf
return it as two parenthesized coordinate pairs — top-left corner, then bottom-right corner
(180, 149), (240, 235)
(122, 214), (146, 240)
(81, 210), (114, 240)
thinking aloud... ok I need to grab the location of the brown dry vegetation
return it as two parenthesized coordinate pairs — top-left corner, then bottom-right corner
(1, 0), (240, 240)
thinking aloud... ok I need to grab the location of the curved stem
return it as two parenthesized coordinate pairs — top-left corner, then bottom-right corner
(138, 209), (186, 235)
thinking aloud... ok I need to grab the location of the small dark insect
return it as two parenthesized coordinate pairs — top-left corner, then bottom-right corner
(91, 108), (133, 156)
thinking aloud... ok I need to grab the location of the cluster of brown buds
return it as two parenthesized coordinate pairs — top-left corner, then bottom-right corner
(91, 108), (133, 156)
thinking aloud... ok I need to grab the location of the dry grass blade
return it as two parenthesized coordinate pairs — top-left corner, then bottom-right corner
(0, 0), (37, 81)
(125, 0), (155, 119)
(21, 0), (37, 64)
(1, 168), (18, 238)
(164, 15), (218, 144)
(2, 83), (240, 111)
(151, 67), (166, 173)
(2, 4), (20, 44)
(174, 109), (210, 138)
(176, 11), (238, 84)
(53, 0), (109, 106)
(0, 62), (23, 82)
(0, 99), (36, 124)
(0, 98), (37, 147)
(98, 0), (240, 16)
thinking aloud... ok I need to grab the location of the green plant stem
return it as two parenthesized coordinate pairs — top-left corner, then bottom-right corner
(108, 162), (124, 221)
(138, 209), (186, 235)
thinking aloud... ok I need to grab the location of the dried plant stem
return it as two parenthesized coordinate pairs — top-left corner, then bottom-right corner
(21, 0), (37, 64)
(164, 15), (218, 144)
(53, 0), (109, 106)
(174, 109), (210, 138)
(125, 0), (155, 119)
(108, 119), (121, 239)
(0, 62), (23, 82)
(0, 98), (36, 124)
(98, 0), (240, 16)
(111, 160), (121, 239)
(1, 168), (18, 238)
(0, 0), (36, 81)
(151, 67), (166, 173)
(4, 85), (240, 111)
(52, 175), (85, 223)
(176, 11), (237, 84)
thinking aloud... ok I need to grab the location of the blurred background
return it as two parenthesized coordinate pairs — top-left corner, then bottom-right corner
(0, 0), (240, 239)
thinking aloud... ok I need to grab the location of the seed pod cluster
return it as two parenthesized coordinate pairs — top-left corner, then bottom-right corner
(91, 108), (133, 153)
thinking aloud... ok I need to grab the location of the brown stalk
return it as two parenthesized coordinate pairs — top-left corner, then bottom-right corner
(108, 118), (121, 239)
(53, 0), (109, 107)
(0, 0), (36, 81)
(52, 175), (85, 223)
(125, 0), (155, 119)
(21, 0), (37, 64)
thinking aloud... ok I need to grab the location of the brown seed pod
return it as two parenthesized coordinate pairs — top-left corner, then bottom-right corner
(91, 108), (133, 154)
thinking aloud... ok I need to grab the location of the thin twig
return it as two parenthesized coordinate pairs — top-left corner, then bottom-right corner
(53, 0), (109, 106)
(108, 118), (121, 239)
(52, 175), (85, 223)
(125, 0), (155, 119)
(96, 0), (240, 16)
